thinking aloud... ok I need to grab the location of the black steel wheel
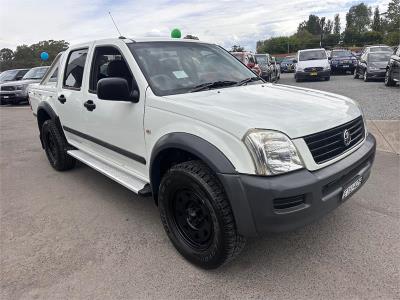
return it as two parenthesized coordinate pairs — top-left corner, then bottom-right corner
(158, 160), (245, 269)
(41, 119), (76, 171)
(385, 68), (396, 86)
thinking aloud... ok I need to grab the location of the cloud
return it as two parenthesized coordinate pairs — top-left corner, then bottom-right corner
(0, 0), (390, 52)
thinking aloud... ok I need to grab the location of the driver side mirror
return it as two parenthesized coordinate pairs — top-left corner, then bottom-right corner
(97, 78), (139, 103)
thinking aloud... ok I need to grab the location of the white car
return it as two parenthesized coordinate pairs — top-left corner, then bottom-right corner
(295, 48), (331, 82)
(28, 38), (376, 269)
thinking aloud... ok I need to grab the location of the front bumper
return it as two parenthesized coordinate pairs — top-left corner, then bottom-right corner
(219, 133), (376, 237)
(295, 70), (330, 79)
(0, 91), (27, 103)
(367, 71), (386, 79)
(331, 63), (356, 71)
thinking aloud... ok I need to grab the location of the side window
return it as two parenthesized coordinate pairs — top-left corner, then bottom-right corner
(89, 46), (134, 93)
(63, 48), (88, 89)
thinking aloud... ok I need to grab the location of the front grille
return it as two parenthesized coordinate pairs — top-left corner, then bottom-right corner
(1, 86), (15, 91)
(304, 116), (365, 164)
(273, 195), (306, 210)
(304, 67), (323, 72)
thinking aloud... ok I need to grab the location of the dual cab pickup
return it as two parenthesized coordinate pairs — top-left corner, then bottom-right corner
(29, 38), (376, 269)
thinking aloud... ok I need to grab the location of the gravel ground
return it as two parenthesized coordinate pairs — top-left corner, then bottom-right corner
(1, 107), (399, 299)
(278, 73), (400, 120)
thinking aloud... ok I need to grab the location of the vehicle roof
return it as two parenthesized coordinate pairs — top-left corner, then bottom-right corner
(298, 48), (326, 52)
(69, 37), (210, 49)
(2, 68), (30, 72)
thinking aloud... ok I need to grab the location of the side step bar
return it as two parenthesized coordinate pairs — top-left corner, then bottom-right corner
(67, 150), (148, 194)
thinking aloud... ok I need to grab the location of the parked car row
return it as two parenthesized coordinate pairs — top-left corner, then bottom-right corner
(0, 66), (50, 105)
(287, 44), (398, 86)
(231, 51), (280, 83)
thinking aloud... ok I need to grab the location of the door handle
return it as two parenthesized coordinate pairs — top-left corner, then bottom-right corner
(84, 100), (96, 111)
(58, 95), (66, 104)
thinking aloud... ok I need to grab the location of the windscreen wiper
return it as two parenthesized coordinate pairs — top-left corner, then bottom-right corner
(189, 80), (238, 92)
(235, 77), (262, 86)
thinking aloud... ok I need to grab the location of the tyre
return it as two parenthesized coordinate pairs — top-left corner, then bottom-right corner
(325, 76), (330, 81)
(363, 70), (369, 82)
(158, 160), (245, 269)
(385, 69), (396, 86)
(41, 119), (76, 171)
(353, 69), (359, 79)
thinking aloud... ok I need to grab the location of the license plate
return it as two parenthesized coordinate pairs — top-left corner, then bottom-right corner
(342, 176), (363, 200)
(310, 72), (317, 76)
(342, 65), (349, 68)
(3, 96), (9, 98)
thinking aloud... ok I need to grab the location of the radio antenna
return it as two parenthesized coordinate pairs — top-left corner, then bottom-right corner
(108, 11), (123, 38)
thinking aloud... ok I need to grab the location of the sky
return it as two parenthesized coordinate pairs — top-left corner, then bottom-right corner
(0, 0), (391, 51)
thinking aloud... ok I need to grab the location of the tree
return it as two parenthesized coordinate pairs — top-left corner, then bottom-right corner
(386, 0), (400, 32)
(345, 3), (372, 34)
(324, 19), (333, 34)
(183, 34), (199, 40)
(298, 15), (321, 35)
(333, 14), (341, 35)
(0, 40), (69, 71)
(372, 7), (382, 32)
(231, 45), (244, 52)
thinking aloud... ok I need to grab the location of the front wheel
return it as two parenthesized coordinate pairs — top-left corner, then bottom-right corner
(385, 69), (396, 86)
(158, 160), (245, 269)
(363, 70), (369, 82)
(353, 68), (359, 79)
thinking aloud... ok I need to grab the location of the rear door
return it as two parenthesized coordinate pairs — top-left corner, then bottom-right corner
(56, 45), (92, 144)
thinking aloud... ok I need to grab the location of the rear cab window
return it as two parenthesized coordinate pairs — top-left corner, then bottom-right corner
(63, 48), (89, 90)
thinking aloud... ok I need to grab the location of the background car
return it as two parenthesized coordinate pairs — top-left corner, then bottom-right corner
(231, 51), (262, 76)
(255, 53), (273, 81)
(385, 45), (400, 86)
(295, 48), (331, 82)
(270, 56), (280, 82)
(0, 68), (29, 84)
(330, 49), (358, 74)
(280, 56), (296, 73)
(360, 45), (393, 56)
(354, 51), (391, 82)
(0, 66), (49, 105)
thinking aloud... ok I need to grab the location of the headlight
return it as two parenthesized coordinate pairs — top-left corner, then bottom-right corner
(243, 130), (304, 176)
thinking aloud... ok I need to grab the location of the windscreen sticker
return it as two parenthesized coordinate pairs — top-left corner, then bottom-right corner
(173, 70), (189, 79)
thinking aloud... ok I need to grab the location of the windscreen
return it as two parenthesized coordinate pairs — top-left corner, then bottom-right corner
(0, 69), (19, 81)
(128, 42), (257, 96)
(332, 50), (353, 57)
(368, 53), (391, 62)
(299, 50), (327, 61)
(255, 55), (268, 64)
(282, 57), (295, 63)
(23, 67), (49, 80)
(370, 46), (392, 53)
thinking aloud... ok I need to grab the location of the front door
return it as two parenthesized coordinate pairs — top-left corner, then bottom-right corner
(81, 43), (147, 179)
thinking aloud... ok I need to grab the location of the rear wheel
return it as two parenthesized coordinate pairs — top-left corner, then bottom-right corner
(158, 160), (245, 269)
(353, 68), (359, 79)
(385, 68), (396, 86)
(42, 119), (76, 171)
(363, 70), (369, 82)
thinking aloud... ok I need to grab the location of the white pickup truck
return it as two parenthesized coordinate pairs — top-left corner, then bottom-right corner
(28, 37), (376, 269)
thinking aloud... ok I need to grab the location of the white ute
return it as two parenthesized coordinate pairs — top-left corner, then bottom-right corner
(29, 38), (376, 269)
